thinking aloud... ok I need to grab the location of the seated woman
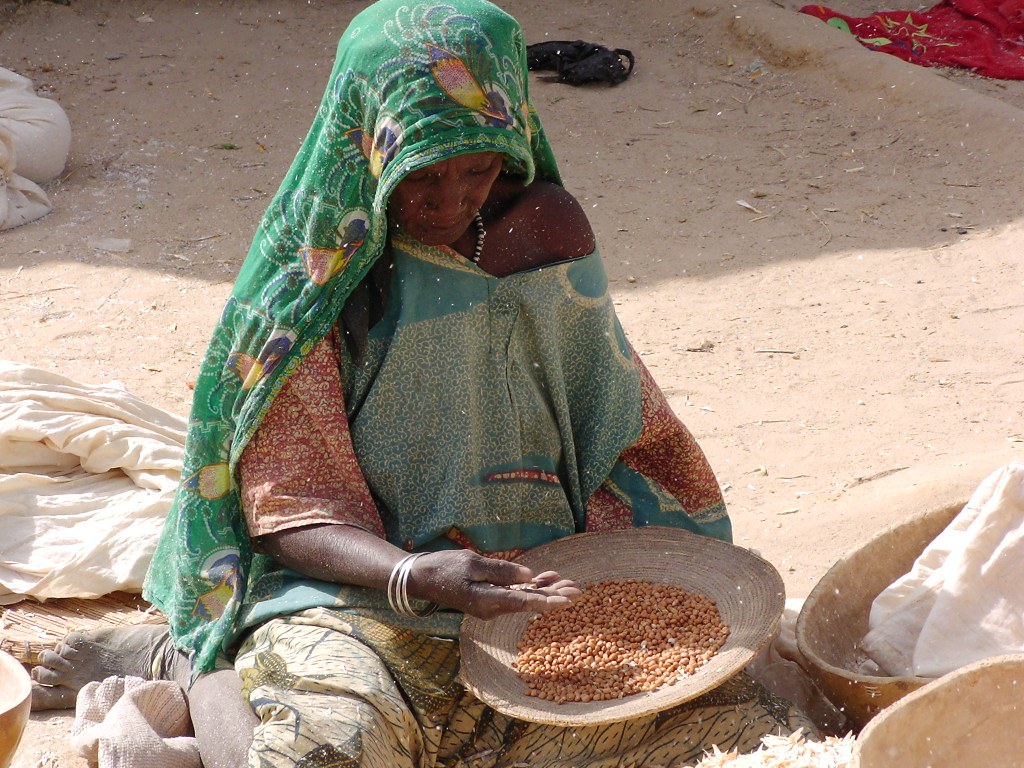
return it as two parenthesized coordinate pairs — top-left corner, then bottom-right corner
(32, 1), (813, 765)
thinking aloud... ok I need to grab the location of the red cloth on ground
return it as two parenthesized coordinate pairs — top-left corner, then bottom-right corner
(800, 0), (1024, 78)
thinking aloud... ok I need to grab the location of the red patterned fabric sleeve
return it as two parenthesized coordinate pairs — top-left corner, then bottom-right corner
(585, 348), (724, 531)
(583, 485), (634, 532)
(238, 330), (386, 538)
(618, 349), (724, 514)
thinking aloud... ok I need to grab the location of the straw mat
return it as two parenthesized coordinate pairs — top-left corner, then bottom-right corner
(0, 592), (166, 667)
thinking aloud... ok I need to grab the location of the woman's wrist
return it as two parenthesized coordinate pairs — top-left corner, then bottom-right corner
(387, 553), (439, 618)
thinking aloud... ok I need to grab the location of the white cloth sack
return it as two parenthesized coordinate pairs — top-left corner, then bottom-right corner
(71, 675), (200, 768)
(0, 67), (72, 230)
(862, 462), (1024, 677)
(0, 123), (52, 230)
(0, 360), (185, 604)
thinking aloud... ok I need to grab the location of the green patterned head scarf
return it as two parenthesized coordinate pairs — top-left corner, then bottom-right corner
(143, 0), (562, 673)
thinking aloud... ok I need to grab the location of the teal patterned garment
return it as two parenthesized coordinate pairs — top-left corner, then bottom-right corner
(143, 0), (564, 673)
(347, 233), (641, 551)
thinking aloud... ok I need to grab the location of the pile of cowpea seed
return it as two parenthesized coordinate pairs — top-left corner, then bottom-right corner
(515, 578), (730, 704)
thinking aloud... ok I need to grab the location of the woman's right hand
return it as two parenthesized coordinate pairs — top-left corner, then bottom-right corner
(259, 524), (580, 620)
(407, 549), (581, 620)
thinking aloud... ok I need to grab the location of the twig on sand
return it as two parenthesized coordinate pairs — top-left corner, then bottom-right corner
(0, 286), (75, 303)
(713, 77), (755, 90)
(844, 466), (909, 490)
(185, 233), (226, 244)
(971, 303), (1024, 315)
(59, 164), (89, 183)
(807, 207), (832, 247)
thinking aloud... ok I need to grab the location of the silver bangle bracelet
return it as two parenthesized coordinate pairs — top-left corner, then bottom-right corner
(387, 552), (439, 618)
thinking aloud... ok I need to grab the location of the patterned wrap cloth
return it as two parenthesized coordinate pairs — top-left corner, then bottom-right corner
(235, 609), (808, 767)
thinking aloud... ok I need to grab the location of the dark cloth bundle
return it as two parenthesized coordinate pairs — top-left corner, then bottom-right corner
(526, 40), (636, 85)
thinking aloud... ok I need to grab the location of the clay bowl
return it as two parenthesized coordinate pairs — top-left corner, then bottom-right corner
(0, 650), (31, 768)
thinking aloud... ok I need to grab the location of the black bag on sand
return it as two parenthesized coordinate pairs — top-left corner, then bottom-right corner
(526, 40), (636, 86)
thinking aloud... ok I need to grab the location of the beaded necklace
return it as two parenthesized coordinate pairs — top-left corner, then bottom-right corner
(472, 213), (486, 262)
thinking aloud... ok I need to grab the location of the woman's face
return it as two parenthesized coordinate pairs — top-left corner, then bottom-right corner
(388, 152), (503, 246)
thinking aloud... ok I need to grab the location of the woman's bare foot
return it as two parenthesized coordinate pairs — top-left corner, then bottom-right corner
(30, 624), (185, 710)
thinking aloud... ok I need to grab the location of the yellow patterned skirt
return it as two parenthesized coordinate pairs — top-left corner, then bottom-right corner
(235, 607), (813, 767)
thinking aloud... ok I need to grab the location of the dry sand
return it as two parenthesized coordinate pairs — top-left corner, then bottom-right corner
(1, 0), (1022, 764)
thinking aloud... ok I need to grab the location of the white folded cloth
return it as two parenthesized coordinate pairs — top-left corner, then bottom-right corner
(0, 361), (185, 604)
(862, 462), (1024, 677)
(71, 676), (200, 768)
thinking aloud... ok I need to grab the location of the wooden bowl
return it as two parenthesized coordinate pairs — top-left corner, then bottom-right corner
(0, 650), (31, 768)
(796, 501), (964, 732)
(855, 653), (1024, 767)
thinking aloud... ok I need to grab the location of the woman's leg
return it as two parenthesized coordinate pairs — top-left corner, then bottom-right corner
(30, 624), (257, 767)
(30, 625), (181, 710)
(188, 668), (259, 768)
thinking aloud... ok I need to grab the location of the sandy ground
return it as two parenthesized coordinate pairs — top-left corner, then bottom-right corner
(2, 0), (1022, 764)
